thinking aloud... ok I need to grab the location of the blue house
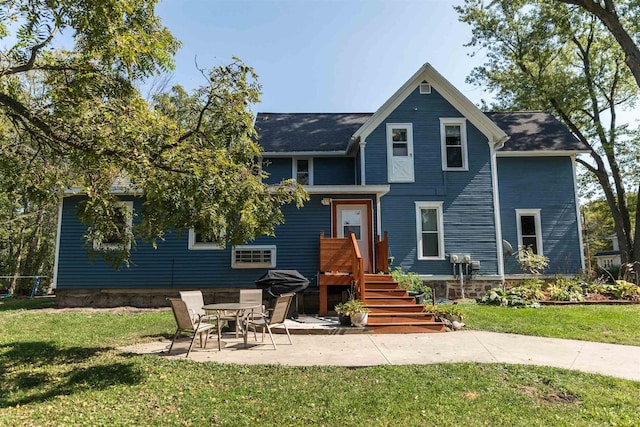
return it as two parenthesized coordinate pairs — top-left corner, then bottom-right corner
(53, 64), (588, 312)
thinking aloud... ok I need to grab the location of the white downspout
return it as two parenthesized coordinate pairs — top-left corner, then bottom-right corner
(571, 155), (586, 270)
(359, 140), (367, 185)
(52, 199), (64, 289)
(490, 144), (505, 281)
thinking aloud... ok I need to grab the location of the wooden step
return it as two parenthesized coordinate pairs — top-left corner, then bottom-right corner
(364, 283), (400, 290)
(364, 274), (394, 282)
(364, 296), (415, 305)
(365, 289), (408, 298)
(367, 304), (426, 314)
(368, 314), (439, 323)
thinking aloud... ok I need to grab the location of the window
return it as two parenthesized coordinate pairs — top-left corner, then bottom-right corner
(188, 229), (224, 250)
(516, 209), (543, 255)
(386, 123), (414, 182)
(232, 245), (276, 268)
(419, 82), (431, 94)
(293, 158), (312, 185)
(93, 201), (133, 251)
(415, 202), (445, 260)
(440, 118), (468, 171)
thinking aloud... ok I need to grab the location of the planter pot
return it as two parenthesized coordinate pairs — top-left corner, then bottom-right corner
(408, 290), (425, 304)
(350, 312), (368, 327)
(337, 313), (351, 326)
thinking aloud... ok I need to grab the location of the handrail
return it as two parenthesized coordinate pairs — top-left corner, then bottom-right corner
(349, 233), (365, 301)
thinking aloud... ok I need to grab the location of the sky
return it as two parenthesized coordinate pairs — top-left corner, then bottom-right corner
(153, 0), (484, 113)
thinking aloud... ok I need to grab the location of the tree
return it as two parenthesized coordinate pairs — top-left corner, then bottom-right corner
(457, 0), (640, 268)
(0, 1), (306, 274)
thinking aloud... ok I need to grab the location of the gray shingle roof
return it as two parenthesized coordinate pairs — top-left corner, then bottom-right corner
(255, 111), (588, 154)
(487, 111), (589, 152)
(255, 113), (372, 153)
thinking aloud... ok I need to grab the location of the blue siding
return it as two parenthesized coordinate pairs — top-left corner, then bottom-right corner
(367, 87), (499, 276)
(498, 157), (582, 274)
(263, 157), (354, 185)
(57, 194), (376, 290)
(262, 157), (291, 184)
(314, 157), (355, 185)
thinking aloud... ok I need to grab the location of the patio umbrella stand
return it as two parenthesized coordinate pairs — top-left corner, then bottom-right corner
(255, 270), (309, 319)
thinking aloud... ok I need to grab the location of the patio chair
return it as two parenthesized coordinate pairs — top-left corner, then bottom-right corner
(167, 298), (217, 358)
(179, 290), (215, 323)
(244, 292), (294, 350)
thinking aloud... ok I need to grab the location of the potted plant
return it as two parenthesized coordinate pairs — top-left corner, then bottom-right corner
(333, 302), (352, 326)
(340, 299), (370, 327)
(391, 266), (432, 304)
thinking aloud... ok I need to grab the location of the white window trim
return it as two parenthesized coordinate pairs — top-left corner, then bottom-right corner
(419, 82), (431, 94)
(292, 157), (313, 185)
(232, 245), (277, 269)
(93, 201), (133, 251)
(188, 229), (224, 250)
(415, 201), (445, 260)
(440, 118), (468, 171)
(386, 123), (415, 183)
(515, 209), (543, 256)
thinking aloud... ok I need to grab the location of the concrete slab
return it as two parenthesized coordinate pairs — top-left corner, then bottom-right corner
(120, 328), (640, 382)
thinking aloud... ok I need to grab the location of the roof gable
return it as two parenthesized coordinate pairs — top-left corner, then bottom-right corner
(352, 63), (509, 147)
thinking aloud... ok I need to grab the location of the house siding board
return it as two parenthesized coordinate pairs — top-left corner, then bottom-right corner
(262, 157), (292, 184)
(56, 194), (377, 290)
(367, 87), (498, 275)
(314, 157), (355, 185)
(498, 157), (582, 274)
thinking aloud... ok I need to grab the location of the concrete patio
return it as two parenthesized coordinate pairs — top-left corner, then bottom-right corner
(120, 315), (640, 382)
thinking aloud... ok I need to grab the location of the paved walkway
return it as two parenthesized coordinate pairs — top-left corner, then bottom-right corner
(122, 329), (640, 382)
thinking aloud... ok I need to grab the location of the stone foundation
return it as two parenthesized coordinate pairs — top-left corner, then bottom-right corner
(56, 288), (249, 308)
(428, 280), (497, 301)
(55, 287), (323, 313)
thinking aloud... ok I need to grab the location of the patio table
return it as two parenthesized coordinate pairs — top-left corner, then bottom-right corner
(203, 303), (262, 349)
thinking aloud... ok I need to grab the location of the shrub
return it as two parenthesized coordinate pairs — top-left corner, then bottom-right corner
(391, 266), (432, 299)
(548, 277), (585, 302)
(516, 247), (549, 274)
(423, 303), (463, 321)
(479, 279), (543, 307)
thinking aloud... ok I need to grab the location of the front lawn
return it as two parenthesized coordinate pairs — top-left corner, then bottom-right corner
(1, 298), (640, 426)
(458, 302), (640, 346)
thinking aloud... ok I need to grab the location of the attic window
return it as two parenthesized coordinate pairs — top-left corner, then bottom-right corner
(419, 82), (431, 94)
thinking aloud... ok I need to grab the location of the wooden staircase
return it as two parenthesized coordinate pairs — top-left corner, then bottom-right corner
(318, 231), (445, 333)
(363, 274), (446, 333)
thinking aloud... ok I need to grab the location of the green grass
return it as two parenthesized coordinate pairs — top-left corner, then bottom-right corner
(458, 303), (640, 346)
(1, 298), (640, 426)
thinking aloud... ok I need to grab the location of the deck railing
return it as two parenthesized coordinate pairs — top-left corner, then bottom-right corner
(350, 233), (365, 301)
(375, 231), (389, 273)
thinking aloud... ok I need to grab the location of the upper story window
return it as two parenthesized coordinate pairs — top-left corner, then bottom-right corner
(93, 201), (133, 251)
(516, 209), (543, 255)
(386, 123), (415, 183)
(293, 158), (313, 185)
(188, 229), (224, 250)
(415, 201), (445, 260)
(440, 118), (468, 171)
